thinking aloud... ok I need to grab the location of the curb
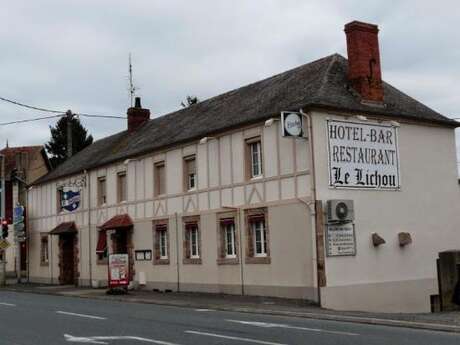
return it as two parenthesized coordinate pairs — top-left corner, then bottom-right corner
(2, 287), (460, 334)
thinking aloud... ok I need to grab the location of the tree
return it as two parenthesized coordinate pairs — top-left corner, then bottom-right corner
(181, 95), (199, 108)
(45, 115), (93, 167)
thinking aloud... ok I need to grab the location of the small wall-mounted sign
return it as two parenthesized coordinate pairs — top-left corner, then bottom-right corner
(326, 222), (356, 257)
(135, 250), (152, 261)
(281, 111), (305, 138)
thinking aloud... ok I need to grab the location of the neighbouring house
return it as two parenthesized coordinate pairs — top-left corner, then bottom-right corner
(0, 145), (51, 276)
(26, 21), (460, 313)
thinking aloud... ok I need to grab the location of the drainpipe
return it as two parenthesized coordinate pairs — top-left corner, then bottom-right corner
(300, 109), (321, 306)
(174, 212), (180, 292)
(85, 170), (92, 287)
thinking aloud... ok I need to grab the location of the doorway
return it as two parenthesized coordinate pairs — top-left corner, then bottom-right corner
(59, 233), (77, 285)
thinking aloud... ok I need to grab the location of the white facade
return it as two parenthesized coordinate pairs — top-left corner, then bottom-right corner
(26, 110), (460, 313)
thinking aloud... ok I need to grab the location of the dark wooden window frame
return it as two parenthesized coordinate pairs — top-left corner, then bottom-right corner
(182, 215), (202, 265)
(216, 212), (239, 265)
(153, 219), (170, 265)
(245, 207), (271, 264)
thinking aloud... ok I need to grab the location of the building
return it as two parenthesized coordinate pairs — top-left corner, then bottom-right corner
(27, 21), (460, 313)
(0, 145), (51, 276)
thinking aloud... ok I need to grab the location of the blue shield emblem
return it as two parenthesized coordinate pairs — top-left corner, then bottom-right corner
(61, 188), (81, 212)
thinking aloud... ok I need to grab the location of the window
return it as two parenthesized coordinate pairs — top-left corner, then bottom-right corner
(56, 188), (64, 213)
(153, 221), (169, 264)
(190, 226), (199, 258)
(154, 162), (166, 196)
(245, 208), (270, 264)
(96, 231), (108, 264)
(225, 223), (237, 258)
(40, 236), (49, 265)
(159, 230), (168, 259)
(97, 177), (107, 206)
(184, 156), (197, 191)
(217, 214), (239, 265)
(252, 220), (267, 257)
(117, 171), (127, 202)
(183, 217), (201, 264)
(246, 137), (263, 179)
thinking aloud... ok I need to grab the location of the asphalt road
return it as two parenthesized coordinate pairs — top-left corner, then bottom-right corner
(0, 291), (459, 345)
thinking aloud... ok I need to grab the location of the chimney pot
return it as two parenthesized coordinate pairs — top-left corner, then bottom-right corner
(127, 97), (150, 132)
(344, 21), (384, 102)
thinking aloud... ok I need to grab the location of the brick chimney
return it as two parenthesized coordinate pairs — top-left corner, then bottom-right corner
(127, 97), (150, 132)
(344, 21), (384, 103)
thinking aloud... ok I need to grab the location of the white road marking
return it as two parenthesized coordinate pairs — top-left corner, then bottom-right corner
(185, 330), (288, 345)
(64, 334), (181, 344)
(0, 302), (16, 307)
(226, 319), (359, 336)
(195, 308), (214, 312)
(57, 311), (107, 320)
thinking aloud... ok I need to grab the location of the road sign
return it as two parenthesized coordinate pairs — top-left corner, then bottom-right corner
(0, 239), (10, 250)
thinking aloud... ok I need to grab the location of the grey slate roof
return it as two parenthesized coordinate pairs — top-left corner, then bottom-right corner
(36, 54), (458, 185)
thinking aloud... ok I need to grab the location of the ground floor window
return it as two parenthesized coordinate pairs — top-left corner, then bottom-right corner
(245, 208), (270, 264)
(96, 231), (108, 264)
(183, 216), (201, 264)
(40, 235), (49, 266)
(153, 221), (169, 265)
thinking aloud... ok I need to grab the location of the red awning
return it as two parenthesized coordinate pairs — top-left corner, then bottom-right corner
(49, 221), (77, 235)
(96, 231), (107, 254)
(99, 214), (133, 231)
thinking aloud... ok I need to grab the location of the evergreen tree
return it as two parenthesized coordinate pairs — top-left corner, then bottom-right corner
(181, 95), (199, 108)
(45, 115), (93, 167)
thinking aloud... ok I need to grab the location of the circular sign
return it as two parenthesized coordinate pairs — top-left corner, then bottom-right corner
(284, 113), (302, 136)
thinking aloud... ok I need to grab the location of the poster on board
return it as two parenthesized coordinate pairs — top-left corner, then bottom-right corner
(108, 254), (129, 287)
(327, 119), (400, 190)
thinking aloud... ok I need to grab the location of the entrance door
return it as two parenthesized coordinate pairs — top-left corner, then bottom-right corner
(60, 234), (76, 285)
(20, 242), (27, 272)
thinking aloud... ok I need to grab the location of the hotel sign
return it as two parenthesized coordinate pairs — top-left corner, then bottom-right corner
(327, 119), (400, 190)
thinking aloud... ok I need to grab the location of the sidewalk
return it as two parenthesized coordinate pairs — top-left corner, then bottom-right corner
(2, 283), (460, 333)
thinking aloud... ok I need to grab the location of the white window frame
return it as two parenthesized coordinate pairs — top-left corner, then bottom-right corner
(223, 222), (237, 258)
(252, 220), (267, 257)
(190, 226), (200, 258)
(250, 141), (263, 178)
(159, 229), (168, 259)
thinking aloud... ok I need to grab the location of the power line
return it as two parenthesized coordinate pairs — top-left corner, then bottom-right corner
(0, 114), (64, 126)
(0, 95), (127, 126)
(78, 113), (126, 119)
(0, 96), (65, 114)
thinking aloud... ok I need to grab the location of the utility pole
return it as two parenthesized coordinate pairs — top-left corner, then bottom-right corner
(66, 110), (73, 158)
(0, 154), (5, 220)
(0, 154), (6, 285)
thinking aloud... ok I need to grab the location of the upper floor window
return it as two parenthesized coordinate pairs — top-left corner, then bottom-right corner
(184, 155), (197, 191)
(117, 171), (127, 202)
(154, 161), (166, 196)
(246, 137), (263, 179)
(97, 176), (107, 206)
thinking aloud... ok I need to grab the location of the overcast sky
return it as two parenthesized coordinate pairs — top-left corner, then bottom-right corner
(0, 0), (459, 168)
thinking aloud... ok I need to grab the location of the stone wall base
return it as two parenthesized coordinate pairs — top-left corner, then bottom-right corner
(321, 278), (437, 313)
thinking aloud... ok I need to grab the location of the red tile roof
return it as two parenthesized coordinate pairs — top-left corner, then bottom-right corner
(99, 214), (133, 230)
(49, 221), (77, 235)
